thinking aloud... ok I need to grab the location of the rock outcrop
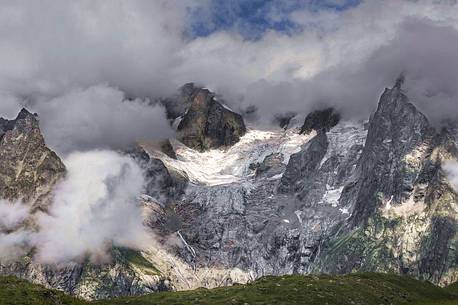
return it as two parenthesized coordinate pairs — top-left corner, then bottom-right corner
(346, 77), (436, 227)
(300, 107), (340, 134)
(160, 83), (199, 121)
(176, 88), (246, 151)
(314, 78), (457, 285)
(278, 132), (329, 193)
(127, 144), (188, 204)
(0, 108), (65, 210)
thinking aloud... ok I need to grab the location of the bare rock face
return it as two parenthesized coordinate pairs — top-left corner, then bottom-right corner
(278, 132), (329, 193)
(127, 144), (188, 203)
(174, 87), (246, 152)
(0, 108), (65, 210)
(314, 78), (457, 285)
(160, 83), (247, 151)
(300, 108), (340, 134)
(347, 77), (436, 227)
(160, 83), (198, 121)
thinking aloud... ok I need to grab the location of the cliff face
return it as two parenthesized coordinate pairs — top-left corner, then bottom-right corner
(346, 80), (436, 227)
(176, 88), (246, 152)
(0, 109), (65, 210)
(161, 83), (247, 152)
(315, 81), (457, 284)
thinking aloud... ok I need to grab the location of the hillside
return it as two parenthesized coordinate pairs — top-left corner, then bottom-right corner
(1, 273), (456, 305)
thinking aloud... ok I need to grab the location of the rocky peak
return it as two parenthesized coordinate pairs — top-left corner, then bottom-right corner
(176, 87), (246, 152)
(0, 108), (65, 209)
(160, 83), (200, 121)
(300, 108), (340, 134)
(0, 109), (37, 139)
(347, 79), (436, 226)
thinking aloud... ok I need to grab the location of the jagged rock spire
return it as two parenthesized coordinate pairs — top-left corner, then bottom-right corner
(394, 72), (405, 90)
(0, 108), (65, 209)
(347, 77), (435, 227)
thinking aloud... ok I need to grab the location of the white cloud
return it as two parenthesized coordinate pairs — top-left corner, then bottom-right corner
(32, 84), (173, 154)
(0, 230), (30, 260)
(1, 1), (458, 130)
(443, 160), (458, 192)
(32, 150), (153, 264)
(0, 200), (29, 230)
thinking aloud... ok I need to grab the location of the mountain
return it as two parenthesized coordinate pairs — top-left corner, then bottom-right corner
(162, 83), (247, 152)
(0, 79), (456, 300)
(0, 111), (174, 300)
(0, 108), (65, 211)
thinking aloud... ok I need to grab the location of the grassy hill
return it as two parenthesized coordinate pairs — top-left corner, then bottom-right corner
(1, 273), (457, 305)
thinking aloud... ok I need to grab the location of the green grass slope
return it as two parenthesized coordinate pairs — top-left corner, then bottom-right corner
(1, 273), (456, 305)
(0, 276), (86, 305)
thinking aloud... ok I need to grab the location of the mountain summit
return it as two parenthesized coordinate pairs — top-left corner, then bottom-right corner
(0, 108), (65, 210)
(162, 83), (247, 151)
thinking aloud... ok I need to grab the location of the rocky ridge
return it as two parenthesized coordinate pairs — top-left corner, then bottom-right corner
(0, 109), (65, 210)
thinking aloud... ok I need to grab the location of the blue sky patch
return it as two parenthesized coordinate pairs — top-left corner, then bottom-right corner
(188, 0), (361, 39)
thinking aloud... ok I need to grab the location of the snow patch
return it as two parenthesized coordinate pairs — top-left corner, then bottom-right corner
(159, 128), (314, 186)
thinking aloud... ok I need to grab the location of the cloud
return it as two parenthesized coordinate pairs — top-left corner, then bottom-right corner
(0, 0), (192, 98)
(175, 1), (458, 122)
(0, 150), (156, 264)
(31, 150), (153, 264)
(0, 200), (30, 260)
(0, 230), (30, 260)
(0, 200), (29, 230)
(32, 85), (173, 154)
(1, 0), (458, 135)
(0, 92), (24, 119)
(443, 160), (458, 192)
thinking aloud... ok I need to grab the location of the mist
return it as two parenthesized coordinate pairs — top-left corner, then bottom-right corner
(33, 85), (173, 154)
(0, 201), (30, 260)
(0, 151), (154, 263)
(444, 161), (458, 193)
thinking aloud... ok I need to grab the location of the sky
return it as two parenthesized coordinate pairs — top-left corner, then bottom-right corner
(1, 0), (458, 153)
(1, 0), (458, 264)
(189, 0), (361, 39)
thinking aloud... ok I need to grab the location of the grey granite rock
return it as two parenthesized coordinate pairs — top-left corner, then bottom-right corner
(177, 88), (246, 151)
(0, 108), (65, 210)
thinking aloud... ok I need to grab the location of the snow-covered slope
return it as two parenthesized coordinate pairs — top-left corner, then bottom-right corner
(160, 127), (315, 186)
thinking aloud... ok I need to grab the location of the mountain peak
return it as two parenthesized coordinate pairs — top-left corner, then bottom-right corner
(0, 108), (65, 208)
(15, 108), (37, 120)
(176, 86), (246, 151)
(348, 77), (435, 227)
(394, 73), (405, 90)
